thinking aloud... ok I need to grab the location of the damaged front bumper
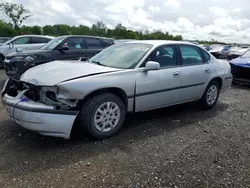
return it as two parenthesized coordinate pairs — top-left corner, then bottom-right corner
(2, 83), (79, 139)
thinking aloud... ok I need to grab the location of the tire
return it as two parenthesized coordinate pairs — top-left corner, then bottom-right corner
(200, 80), (220, 109)
(79, 92), (126, 140)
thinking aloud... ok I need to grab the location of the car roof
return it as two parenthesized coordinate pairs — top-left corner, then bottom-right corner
(13, 35), (54, 39)
(124, 40), (198, 47)
(58, 35), (114, 40)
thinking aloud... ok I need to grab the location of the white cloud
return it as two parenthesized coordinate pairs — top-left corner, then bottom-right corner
(149, 6), (160, 12)
(2, 0), (250, 43)
(164, 0), (180, 9)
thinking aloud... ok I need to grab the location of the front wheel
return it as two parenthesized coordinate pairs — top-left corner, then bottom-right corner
(79, 93), (126, 140)
(200, 81), (220, 109)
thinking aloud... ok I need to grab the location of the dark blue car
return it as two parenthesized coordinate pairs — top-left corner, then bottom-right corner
(230, 50), (250, 85)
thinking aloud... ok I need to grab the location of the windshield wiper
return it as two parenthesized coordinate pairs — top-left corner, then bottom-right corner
(91, 61), (107, 67)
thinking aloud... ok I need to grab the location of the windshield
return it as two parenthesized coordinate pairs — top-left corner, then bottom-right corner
(41, 37), (66, 50)
(242, 50), (250, 58)
(89, 43), (152, 69)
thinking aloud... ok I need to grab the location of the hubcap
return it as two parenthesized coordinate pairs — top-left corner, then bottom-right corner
(206, 85), (218, 106)
(94, 102), (121, 132)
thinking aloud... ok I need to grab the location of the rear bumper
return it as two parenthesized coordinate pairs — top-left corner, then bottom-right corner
(221, 77), (233, 92)
(2, 89), (78, 139)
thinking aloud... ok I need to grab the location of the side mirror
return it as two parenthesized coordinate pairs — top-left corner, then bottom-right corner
(9, 42), (13, 49)
(145, 61), (160, 71)
(58, 46), (69, 51)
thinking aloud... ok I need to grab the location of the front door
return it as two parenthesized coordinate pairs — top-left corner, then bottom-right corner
(178, 45), (212, 102)
(135, 45), (182, 112)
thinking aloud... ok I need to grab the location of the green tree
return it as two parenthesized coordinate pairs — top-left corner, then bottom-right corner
(43, 25), (56, 36)
(91, 21), (107, 36)
(53, 24), (69, 36)
(20, 25), (32, 34)
(31, 26), (42, 35)
(0, 2), (32, 28)
(0, 20), (16, 36)
(112, 23), (128, 39)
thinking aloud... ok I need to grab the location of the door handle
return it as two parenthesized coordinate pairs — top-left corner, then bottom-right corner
(173, 71), (180, 76)
(205, 69), (211, 73)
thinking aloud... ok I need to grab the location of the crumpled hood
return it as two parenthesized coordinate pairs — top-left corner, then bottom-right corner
(20, 60), (121, 86)
(230, 57), (250, 68)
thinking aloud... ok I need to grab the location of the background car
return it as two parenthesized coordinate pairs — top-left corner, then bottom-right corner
(230, 50), (250, 85)
(4, 35), (114, 78)
(0, 35), (54, 68)
(2, 40), (232, 140)
(227, 46), (249, 60)
(209, 45), (232, 59)
(0, 37), (12, 44)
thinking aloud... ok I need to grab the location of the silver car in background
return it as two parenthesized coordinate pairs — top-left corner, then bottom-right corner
(2, 40), (233, 140)
(0, 35), (54, 68)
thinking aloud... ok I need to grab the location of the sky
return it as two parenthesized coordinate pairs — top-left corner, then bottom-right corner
(1, 0), (250, 43)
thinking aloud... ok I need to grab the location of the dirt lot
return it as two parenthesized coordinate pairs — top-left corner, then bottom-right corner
(0, 72), (250, 187)
(0, 70), (7, 86)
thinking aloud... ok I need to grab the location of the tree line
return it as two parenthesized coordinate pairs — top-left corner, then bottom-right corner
(0, 2), (223, 44)
(0, 20), (183, 41)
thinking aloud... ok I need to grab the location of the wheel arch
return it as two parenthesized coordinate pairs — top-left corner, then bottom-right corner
(77, 87), (129, 111)
(209, 77), (223, 89)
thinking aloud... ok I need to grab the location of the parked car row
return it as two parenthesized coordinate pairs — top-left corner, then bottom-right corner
(1, 40), (233, 140)
(4, 35), (114, 79)
(0, 35), (54, 68)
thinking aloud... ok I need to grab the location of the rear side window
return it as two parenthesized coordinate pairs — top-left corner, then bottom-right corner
(201, 49), (210, 62)
(86, 38), (104, 49)
(12, 37), (30, 45)
(62, 37), (86, 49)
(32, 37), (51, 44)
(179, 45), (203, 66)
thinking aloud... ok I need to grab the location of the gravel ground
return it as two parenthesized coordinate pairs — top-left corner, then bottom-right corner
(0, 82), (250, 187)
(0, 70), (7, 87)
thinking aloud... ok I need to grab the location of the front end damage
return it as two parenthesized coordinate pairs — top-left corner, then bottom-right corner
(2, 79), (79, 139)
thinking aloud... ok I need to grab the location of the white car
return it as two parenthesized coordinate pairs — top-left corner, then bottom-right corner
(0, 35), (54, 68)
(2, 40), (233, 140)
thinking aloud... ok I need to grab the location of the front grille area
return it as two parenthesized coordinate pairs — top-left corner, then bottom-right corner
(25, 85), (41, 102)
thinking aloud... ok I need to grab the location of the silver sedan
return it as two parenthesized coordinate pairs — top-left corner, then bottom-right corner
(2, 40), (233, 140)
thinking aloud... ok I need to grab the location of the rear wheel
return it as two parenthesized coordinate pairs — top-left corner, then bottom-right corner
(79, 93), (126, 140)
(200, 80), (220, 109)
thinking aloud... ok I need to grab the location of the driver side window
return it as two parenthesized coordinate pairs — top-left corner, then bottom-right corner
(142, 45), (178, 68)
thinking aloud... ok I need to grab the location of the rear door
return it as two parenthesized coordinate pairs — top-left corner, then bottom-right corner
(83, 38), (106, 58)
(31, 37), (51, 49)
(178, 45), (212, 102)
